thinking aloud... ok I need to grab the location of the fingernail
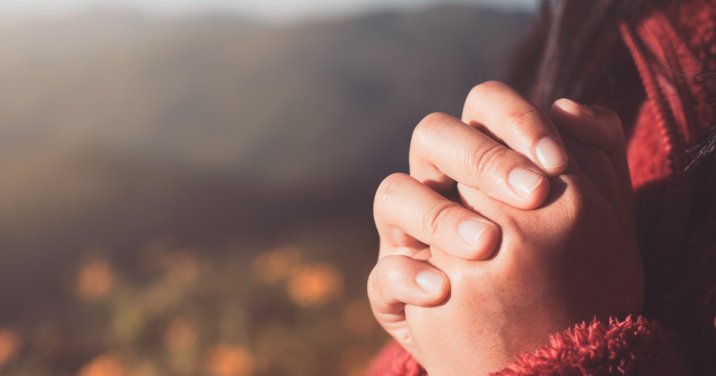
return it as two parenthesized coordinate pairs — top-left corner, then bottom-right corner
(555, 98), (594, 116)
(535, 137), (568, 170)
(508, 168), (544, 196)
(458, 220), (489, 248)
(415, 270), (444, 295)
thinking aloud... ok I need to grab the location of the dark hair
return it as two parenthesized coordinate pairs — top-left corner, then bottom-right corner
(512, 0), (716, 169)
(512, 0), (658, 109)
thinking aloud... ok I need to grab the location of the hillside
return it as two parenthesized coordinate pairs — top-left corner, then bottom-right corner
(0, 4), (532, 283)
(0, 6), (533, 374)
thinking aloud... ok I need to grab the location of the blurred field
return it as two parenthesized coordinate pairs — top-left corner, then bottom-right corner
(0, 4), (531, 375)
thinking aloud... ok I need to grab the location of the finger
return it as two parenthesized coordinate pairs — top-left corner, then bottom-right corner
(409, 112), (549, 209)
(551, 99), (634, 227)
(367, 255), (449, 354)
(374, 173), (500, 260)
(454, 155), (590, 239)
(462, 81), (569, 175)
(561, 136), (624, 211)
(367, 255), (450, 318)
(551, 99), (625, 150)
(551, 99), (631, 184)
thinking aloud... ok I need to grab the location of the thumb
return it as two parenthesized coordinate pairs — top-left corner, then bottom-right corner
(551, 98), (635, 232)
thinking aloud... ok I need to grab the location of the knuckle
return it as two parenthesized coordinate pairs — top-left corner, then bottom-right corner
(367, 263), (392, 308)
(380, 256), (409, 285)
(413, 112), (453, 144)
(385, 266), (405, 286)
(375, 173), (410, 209)
(466, 81), (504, 109)
(369, 258), (391, 289)
(505, 106), (543, 131)
(465, 142), (508, 177)
(421, 111), (454, 125)
(424, 201), (459, 240)
(368, 263), (395, 309)
(413, 112), (453, 139)
(468, 80), (508, 99)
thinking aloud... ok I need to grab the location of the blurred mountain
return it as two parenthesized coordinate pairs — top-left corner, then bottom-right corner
(0, 5), (532, 312)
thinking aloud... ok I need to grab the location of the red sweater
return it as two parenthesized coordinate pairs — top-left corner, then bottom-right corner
(368, 1), (716, 374)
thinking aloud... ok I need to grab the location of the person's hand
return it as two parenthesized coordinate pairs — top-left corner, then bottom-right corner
(404, 97), (643, 375)
(368, 81), (571, 356)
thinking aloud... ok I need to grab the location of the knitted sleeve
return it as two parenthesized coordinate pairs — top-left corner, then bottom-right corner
(367, 316), (690, 376)
(493, 316), (689, 375)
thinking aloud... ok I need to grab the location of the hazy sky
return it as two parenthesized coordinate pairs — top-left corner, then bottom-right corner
(0, 0), (536, 20)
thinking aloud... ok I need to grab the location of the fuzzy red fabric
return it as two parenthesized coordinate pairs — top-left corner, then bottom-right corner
(493, 317), (689, 375)
(367, 0), (716, 375)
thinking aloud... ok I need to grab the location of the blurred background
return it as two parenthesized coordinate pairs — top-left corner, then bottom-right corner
(0, 0), (534, 375)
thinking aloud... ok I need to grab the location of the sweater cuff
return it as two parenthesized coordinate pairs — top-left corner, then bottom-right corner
(493, 316), (688, 375)
(367, 316), (688, 376)
(366, 340), (424, 376)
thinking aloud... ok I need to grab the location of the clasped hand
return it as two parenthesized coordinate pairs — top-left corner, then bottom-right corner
(367, 81), (644, 375)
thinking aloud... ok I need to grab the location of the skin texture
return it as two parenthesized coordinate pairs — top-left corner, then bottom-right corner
(367, 82), (644, 375)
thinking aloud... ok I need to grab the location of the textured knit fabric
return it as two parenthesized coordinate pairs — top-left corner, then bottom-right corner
(367, 0), (716, 374)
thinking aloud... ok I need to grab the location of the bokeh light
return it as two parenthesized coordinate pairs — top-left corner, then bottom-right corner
(76, 256), (115, 302)
(251, 246), (302, 285)
(286, 263), (343, 307)
(78, 352), (125, 376)
(0, 329), (21, 367)
(205, 344), (255, 376)
(0, 0), (531, 374)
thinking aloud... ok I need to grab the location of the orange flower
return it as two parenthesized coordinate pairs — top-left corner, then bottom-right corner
(286, 263), (343, 306)
(251, 246), (301, 284)
(205, 344), (254, 376)
(0, 329), (21, 367)
(77, 352), (125, 376)
(76, 257), (114, 301)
